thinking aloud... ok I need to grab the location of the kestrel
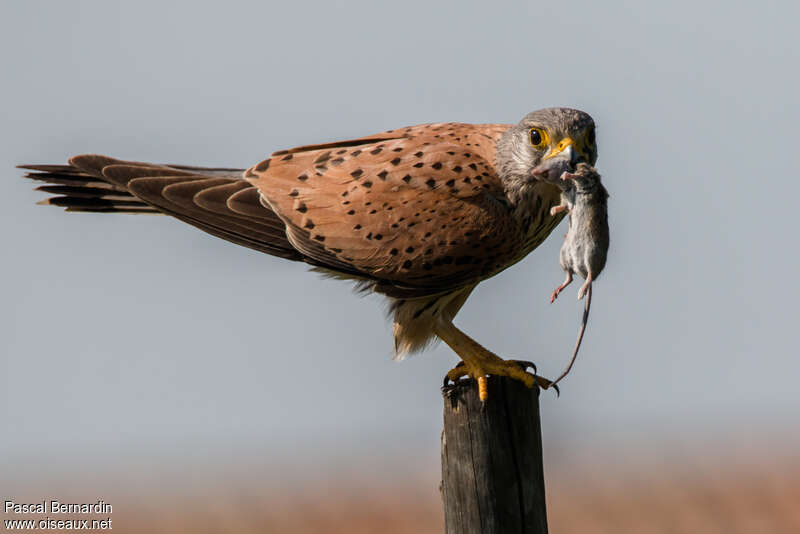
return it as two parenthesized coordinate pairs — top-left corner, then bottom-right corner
(20, 107), (597, 400)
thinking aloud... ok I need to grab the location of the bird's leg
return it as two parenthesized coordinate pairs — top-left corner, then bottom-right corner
(550, 272), (573, 303)
(436, 318), (553, 401)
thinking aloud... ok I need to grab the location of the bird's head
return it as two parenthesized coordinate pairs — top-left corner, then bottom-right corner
(496, 107), (597, 190)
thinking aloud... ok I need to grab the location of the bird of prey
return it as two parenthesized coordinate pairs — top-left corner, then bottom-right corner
(20, 107), (597, 401)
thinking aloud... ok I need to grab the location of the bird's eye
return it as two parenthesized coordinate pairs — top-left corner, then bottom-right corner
(529, 127), (547, 149)
(586, 126), (595, 145)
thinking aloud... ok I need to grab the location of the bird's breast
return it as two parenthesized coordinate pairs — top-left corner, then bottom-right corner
(501, 182), (564, 267)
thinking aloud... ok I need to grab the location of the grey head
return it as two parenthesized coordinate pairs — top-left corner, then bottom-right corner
(496, 107), (597, 195)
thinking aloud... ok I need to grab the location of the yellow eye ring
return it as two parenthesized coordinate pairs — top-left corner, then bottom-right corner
(529, 127), (549, 149)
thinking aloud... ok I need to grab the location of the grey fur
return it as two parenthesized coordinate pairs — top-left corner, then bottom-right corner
(546, 163), (610, 387)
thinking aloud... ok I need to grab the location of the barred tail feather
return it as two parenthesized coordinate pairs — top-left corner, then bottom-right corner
(19, 155), (303, 261)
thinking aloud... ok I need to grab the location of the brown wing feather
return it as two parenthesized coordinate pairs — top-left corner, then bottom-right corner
(273, 135), (404, 156)
(246, 123), (520, 293)
(124, 176), (301, 259)
(227, 187), (279, 220)
(23, 122), (524, 296)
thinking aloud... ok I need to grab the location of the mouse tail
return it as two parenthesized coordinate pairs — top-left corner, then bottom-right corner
(551, 282), (591, 388)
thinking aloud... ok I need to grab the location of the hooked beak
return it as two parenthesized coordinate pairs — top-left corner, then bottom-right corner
(530, 138), (582, 181)
(543, 137), (578, 163)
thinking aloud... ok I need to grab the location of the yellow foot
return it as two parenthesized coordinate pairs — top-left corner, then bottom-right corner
(443, 359), (558, 401)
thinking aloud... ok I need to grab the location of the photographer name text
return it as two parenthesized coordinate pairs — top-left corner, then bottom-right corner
(5, 500), (112, 515)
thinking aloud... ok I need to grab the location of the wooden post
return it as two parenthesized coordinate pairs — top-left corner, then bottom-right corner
(440, 376), (548, 534)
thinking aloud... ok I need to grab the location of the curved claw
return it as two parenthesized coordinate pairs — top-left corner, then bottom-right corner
(511, 360), (537, 374)
(512, 361), (560, 396)
(443, 361), (466, 387)
(534, 375), (560, 397)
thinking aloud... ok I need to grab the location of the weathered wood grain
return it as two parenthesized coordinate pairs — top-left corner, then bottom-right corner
(441, 376), (548, 534)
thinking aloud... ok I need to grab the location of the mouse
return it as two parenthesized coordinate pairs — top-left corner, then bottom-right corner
(545, 163), (610, 387)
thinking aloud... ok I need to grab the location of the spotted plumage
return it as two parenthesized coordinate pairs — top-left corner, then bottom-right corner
(21, 107), (599, 400)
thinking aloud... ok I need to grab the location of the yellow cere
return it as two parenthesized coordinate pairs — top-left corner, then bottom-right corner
(543, 137), (575, 160)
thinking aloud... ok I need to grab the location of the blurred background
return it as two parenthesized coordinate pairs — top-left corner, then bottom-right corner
(2, 1), (799, 532)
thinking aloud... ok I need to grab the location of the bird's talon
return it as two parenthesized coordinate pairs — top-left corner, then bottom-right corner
(477, 376), (488, 401)
(511, 360), (537, 374)
(443, 362), (469, 387)
(443, 358), (547, 400)
(534, 375), (560, 396)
